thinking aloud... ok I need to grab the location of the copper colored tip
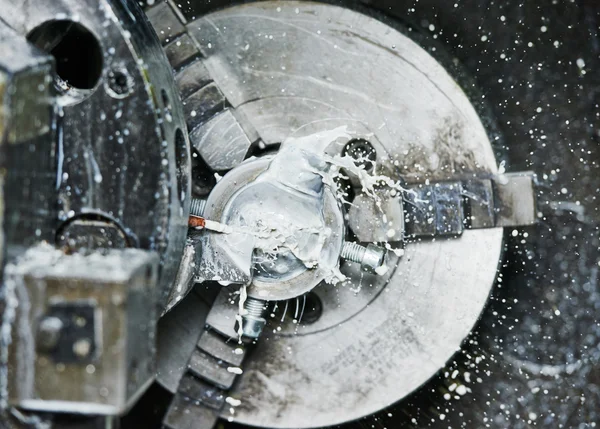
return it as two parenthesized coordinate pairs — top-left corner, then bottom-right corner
(188, 216), (206, 228)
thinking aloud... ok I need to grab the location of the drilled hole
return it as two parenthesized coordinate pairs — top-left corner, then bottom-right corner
(107, 67), (133, 98)
(28, 20), (103, 92)
(300, 292), (323, 325)
(343, 139), (377, 172)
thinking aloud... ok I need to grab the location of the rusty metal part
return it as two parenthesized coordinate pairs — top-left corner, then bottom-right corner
(188, 216), (206, 229)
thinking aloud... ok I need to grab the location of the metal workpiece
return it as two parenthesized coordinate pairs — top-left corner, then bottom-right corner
(340, 242), (387, 274)
(0, 0), (192, 312)
(4, 244), (159, 415)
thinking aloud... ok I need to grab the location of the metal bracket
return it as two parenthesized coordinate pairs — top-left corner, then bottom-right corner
(5, 245), (159, 416)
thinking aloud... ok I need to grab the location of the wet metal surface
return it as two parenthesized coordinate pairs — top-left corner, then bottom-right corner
(153, 0), (600, 428)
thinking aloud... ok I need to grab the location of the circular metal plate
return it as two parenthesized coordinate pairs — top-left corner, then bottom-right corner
(187, 2), (502, 427)
(203, 157), (345, 301)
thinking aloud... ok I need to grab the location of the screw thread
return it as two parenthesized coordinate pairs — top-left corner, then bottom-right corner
(244, 297), (267, 319)
(341, 242), (366, 263)
(190, 198), (207, 217)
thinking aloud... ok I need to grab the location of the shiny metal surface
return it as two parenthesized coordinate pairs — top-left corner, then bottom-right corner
(171, 2), (504, 427)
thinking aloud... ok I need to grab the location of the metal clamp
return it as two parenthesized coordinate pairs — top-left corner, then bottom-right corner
(404, 172), (537, 239)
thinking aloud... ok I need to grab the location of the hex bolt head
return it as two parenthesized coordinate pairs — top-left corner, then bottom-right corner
(362, 243), (386, 272)
(242, 316), (267, 339)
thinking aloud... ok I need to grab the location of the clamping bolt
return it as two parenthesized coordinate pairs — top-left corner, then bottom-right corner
(190, 198), (207, 217)
(341, 242), (387, 273)
(241, 297), (268, 339)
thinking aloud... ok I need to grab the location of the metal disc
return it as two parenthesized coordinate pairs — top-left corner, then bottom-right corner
(184, 2), (503, 427)
(202, 157), (346, 301)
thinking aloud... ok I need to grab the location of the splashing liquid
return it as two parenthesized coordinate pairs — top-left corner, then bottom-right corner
(225, 126), (412, 338)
